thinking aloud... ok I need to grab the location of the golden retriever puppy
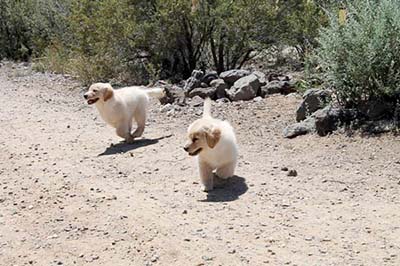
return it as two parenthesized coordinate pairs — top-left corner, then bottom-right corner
(184, 98), (238, 191)
(84, 83), (164, 143)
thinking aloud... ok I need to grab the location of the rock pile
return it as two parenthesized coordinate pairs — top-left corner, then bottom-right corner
(160, 69), (297, 104)
(283, 88), (348, 138)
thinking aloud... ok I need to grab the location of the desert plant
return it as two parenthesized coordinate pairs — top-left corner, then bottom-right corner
(312, 0), (400, 107)
(0, 0), (69, 60)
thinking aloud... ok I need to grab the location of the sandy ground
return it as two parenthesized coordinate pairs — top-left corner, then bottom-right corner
(0, 63), (400, 266)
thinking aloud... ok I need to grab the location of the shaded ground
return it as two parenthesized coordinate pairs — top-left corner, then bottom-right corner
(1, 63), (399, 266)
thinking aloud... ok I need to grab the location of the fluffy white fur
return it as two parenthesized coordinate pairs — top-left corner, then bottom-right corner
(184, 98), (238, 191)
(84, 82), (164, 143)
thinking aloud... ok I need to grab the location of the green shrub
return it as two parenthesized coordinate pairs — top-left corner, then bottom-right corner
(276, 0), (328, 60)
(1, 0), (326, 83)
(312, 0), (400, 107)
(0, 0), (69, 60)
(33, 42), (70, 74)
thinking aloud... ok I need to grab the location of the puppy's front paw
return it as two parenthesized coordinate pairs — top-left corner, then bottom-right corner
(202, 184), (214, 192)
(202, 180), (214, 192)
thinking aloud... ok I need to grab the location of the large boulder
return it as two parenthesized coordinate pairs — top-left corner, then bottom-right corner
(226, 74), (260, 101)
(220, 69), (251, 85)
(313, 106), (341, 136)
(283, 117), (316, 138)
(191, 69), (204, 80)
(253, 71), (267, 86)
(201, 71), (219, 85)
(296, 89), (331, 122)
(158, 85), (185, 105)
(260, 80), (295, 97)
(284, 104), (359, 138)
(187, 87), (217, 99)
(184, 77), (201, 92)
(184, 70), (204, 92)
(313, 105), (357, 136)
(210, 79), (227, 99)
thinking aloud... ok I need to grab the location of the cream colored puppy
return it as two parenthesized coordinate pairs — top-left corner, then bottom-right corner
(84, 82), (164, 143)
(184, 98), (238, 191)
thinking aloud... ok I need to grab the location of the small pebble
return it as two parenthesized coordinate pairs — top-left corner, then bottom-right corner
(287, 170), (298, 177)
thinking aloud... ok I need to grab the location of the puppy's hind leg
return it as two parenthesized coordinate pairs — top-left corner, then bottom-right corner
(116, 123), (134, 144)
(132, 104), (147, 138)
(199, 160), (214, 192)
(216, 162), (236, 179)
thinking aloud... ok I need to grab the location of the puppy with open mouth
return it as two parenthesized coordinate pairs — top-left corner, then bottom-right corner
(184, 98), (238, 191)
(84, 82), (165, 143)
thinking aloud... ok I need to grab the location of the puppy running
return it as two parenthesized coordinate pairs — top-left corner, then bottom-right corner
(84, 83), (164, 143)
(184, 98), (238, 191)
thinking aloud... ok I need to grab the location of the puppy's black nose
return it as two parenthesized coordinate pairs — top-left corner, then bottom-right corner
(183, 147), (189, 152)
(84, 94), (88, 99)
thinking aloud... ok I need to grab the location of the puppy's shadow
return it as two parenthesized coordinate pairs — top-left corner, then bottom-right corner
(201, 175), (248, 203)
(98, 135), (171, 156)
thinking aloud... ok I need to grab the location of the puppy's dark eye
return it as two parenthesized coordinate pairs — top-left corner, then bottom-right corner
(193, 137), (198, 142)
(93, 89), (98, 92)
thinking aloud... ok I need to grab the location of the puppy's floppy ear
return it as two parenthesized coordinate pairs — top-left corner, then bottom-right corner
(206, 127), (221, 148)
(103, 85), (114, 102)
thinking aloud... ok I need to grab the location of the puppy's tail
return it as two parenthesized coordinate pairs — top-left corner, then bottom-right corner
(203, 98), (212, 118)
(145, 88), (165, 99)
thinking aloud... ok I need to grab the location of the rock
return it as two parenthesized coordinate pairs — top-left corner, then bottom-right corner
(260, 80), (295, 97)
(268, 72), (280, 82)
(226, 74), (260, 101)
(220, 69), (251, 85)
(190, 96), (204, 107)
(278, 75), (291, 82)
(210, 79), (227, 99)
(216, 97), (230, 104)
(187, 87), (217, 99)
(184, 77), (202, 92)
(283, 117), (316, 138)
(313, 105), (342, 136)
(48, 234), (59, 239)
(359, 100), (393, 120)
(201, 71), (219, 85)
(160, 103), (173, 113)
(191, 69), (204, 80)
(286, 92), (299, 98)
(200, 82), (208, 88)
(228, 249), (236, 254)
(296, 89), (331, 122)
(159, 85), (185, 105)
(362, 120), (397, 134)
(253, 96), (263, 102)
(202, 255), (213, 261)
(151, 255), (159, 262)
(253, 71), (267, 86)
(281, 167), (288, 171)
(287, 170), (298, 177)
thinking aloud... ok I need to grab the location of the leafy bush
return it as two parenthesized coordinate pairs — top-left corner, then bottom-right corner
(1, 0), (326, 83)
(312, 0), (400, 107)
(279, 0), (328, 59)
(62, 0), (279, 82)
(0, 0), (69, 60)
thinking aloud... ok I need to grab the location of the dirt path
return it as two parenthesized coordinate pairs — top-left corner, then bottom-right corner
(1, 63), (400, 266)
